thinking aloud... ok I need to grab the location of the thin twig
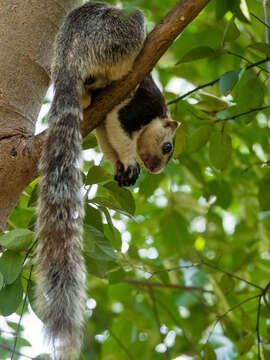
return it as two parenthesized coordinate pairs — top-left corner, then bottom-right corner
(262, 1), (270, 111)
(242, 160), (270, 174)
(205, 294), (261, 344)
(256, 297), (262, 360)
(155, 297), (200, 355)
(151, 262), (201, 277)
(124, 278), (213, 293)
(0, 343), (34, 359)
(167, 78), (219, 105)
(263, 294), (270, 312)
(11, 265), (33, 360)
(167, 57), (270, 105)
(23, 239), (37, 265)
(226, 50), (270, 73)
(251, 11), (270, 29)
(214, 106), (270, 123)
(148, 288), (171, 360)
(201, 261), (264, 291)
(110, 330), (135, 360)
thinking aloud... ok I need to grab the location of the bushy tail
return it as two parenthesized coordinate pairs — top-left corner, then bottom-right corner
(35, 77), (86, 360)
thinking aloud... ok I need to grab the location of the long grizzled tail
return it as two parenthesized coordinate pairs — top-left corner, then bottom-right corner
(35, 73), (86, 360)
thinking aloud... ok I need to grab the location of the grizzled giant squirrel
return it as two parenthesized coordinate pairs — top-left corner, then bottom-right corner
(35, 1), (178, 359)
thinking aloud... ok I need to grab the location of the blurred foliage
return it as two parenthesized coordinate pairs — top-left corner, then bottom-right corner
(1, 0), (270, 359)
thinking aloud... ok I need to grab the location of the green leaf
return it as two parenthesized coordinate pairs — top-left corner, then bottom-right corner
(209, 132), (232, 170)
(108, 268), (126, 284)
(0, 277), (23, 316)
(0, 273), (4, 291)
(174, 126), (187, 156)
(206, 180), (232, 209)
(139, 173), (165, 198)
(188, 125), (212, 153)
(0, 229), (34, 252)
(82, 132), (98, 149)
(231, 0), (250, 23)
(28, 183), (39, 207)
(204, 344), (217, 360)
(7, 320), (24, 331)
(237, 77), (264, 113)
(216, 0), (231, 20)
(84, 204), (103, 232)
(258, 178), (270, 211)
(84, 224), (116, 261)
(248, 42), (270, 57)
(89, 196), (135, 219)
(238, 334), (254, 354)
(177, 46), (215, 64)
(86, 165), (112, 185)
(103, 216), (122, 250)
(219, 70), (241, 95)
(220, 274), (235, 294)
(0, 251), (24, 284)
(103, 182), (135, 215)
(85, 257), (110, 278)
(195, 93), (229, 112)
(224, 18), (240, 42)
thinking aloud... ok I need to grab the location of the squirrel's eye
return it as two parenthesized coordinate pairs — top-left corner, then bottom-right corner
(162, 142), (172, 154)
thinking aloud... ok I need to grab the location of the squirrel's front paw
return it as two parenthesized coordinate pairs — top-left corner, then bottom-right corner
(114, 160), (140, 187)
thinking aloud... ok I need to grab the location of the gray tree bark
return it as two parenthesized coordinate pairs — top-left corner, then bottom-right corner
(0, 0), (81, 231)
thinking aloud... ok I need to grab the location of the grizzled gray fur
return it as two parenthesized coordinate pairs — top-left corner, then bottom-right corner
(35, 2), (145, 360)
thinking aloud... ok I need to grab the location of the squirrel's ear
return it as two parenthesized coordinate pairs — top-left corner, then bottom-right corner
(165, 120), (179, 132)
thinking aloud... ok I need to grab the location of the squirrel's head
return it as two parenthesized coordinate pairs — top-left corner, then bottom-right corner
(137, 117), (179, 174)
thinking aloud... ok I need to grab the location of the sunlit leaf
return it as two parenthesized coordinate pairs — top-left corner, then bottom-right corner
(0, 251), (24, 285)
(0, 277), (23, 316)
(0, 229), (34, 252)
(103, 182), (135, 215)
(86, 165), (112, 185)
(224, 18), (240, 42)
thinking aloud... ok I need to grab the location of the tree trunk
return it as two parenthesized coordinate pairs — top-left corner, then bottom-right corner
(0, 0), (81, 231)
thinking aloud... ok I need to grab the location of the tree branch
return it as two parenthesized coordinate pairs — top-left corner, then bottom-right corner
(0, 0), (82, 232)
(124, 278), (213, 293)
(33, 0), (211, 154)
